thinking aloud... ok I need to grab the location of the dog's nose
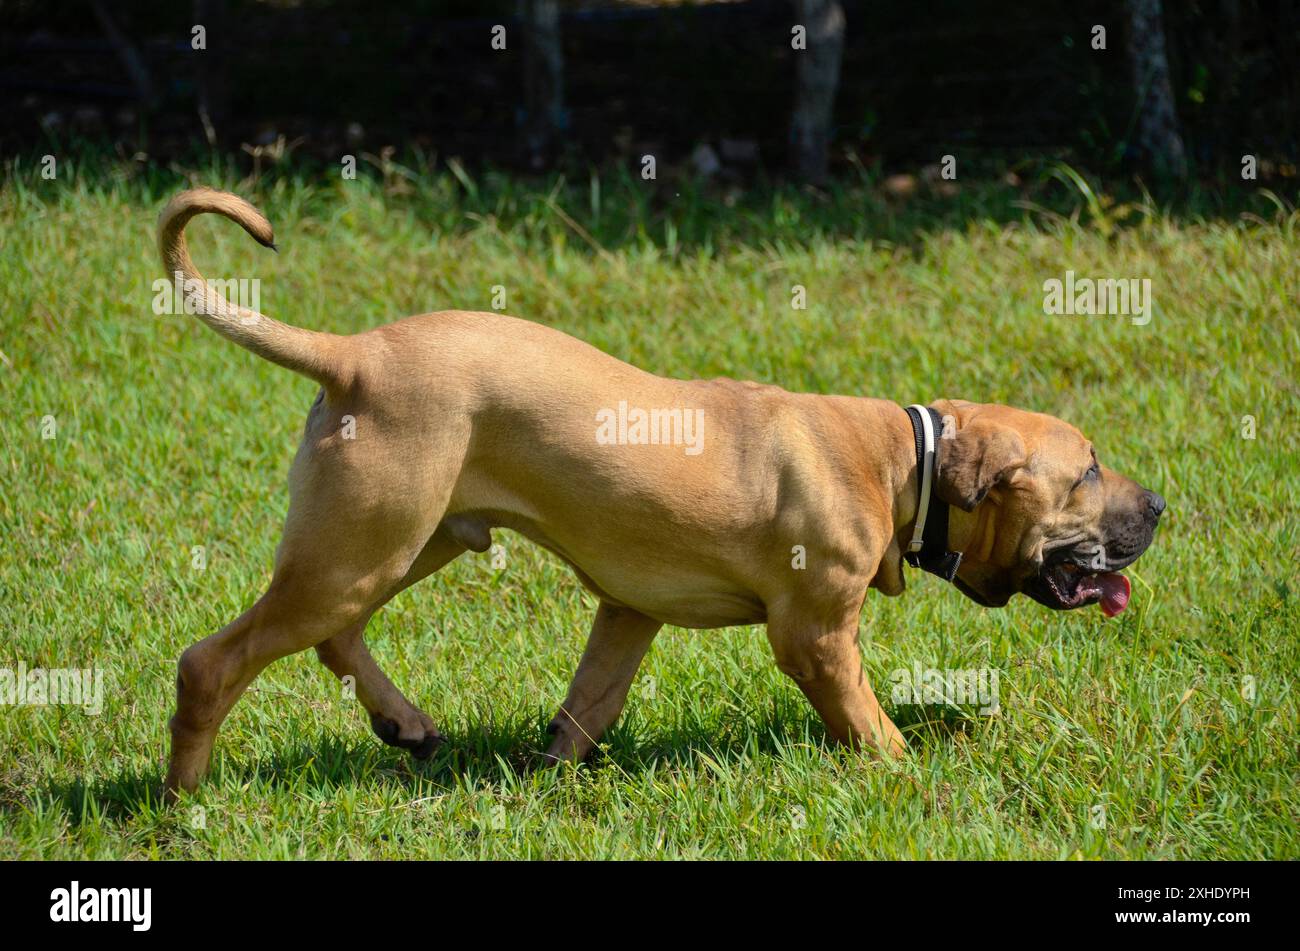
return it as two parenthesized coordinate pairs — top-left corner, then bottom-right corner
(1145, 490), (1166, 519)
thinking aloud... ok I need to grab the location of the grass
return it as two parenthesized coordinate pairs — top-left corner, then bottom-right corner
(1, 153), (1297, 859)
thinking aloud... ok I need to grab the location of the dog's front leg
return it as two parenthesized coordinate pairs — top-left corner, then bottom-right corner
(544, 601), (662, 763)
(765, 605), (906, 758)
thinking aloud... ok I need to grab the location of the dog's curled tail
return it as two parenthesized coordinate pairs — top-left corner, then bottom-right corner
(157, 188), (343, 385)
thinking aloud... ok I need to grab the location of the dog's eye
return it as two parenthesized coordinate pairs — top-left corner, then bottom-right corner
(1072, 461), (1099, 492)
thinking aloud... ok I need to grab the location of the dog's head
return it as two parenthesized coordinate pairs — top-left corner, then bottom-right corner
(930, 400), (1164, 615)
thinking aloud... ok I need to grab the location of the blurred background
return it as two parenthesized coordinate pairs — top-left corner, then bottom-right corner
(2, 0), (1297, 190)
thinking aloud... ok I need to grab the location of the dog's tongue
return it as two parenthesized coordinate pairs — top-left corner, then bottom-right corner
(1097, 572), (1130, 618)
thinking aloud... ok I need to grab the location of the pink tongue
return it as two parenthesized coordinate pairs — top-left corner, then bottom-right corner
(1097, 573), (1131, 618)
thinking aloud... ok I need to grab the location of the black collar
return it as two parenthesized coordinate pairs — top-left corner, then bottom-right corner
(903, 405), (963, 582)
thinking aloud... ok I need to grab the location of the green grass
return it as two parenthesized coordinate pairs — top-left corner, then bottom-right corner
(1, 155), (1297, 859)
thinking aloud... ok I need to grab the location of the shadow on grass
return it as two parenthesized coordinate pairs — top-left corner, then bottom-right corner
(23, 770), (164, 828)
(246, 697), (836, 792)
(892, 704), (982, 745)
(23, 697), (970, 824)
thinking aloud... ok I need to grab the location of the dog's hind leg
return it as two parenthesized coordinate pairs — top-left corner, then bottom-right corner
(544, 601), (662, 763)
(164, 468), (459, 798)
(164, 556), (414, 798)
(314, 526), (469, 758)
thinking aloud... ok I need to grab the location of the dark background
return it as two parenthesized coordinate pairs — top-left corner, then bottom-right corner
(2, 0), (1297, 183)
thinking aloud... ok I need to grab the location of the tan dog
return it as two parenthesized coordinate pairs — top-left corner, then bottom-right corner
(158, 189), (1164, 797)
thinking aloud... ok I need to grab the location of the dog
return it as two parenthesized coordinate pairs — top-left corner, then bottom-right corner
(158, 189), (1164, 796)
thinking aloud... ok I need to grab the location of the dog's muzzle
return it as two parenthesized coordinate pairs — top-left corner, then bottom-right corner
(1024, 490), (1165, 617)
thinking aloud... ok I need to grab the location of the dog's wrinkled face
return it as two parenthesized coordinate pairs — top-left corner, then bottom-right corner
(931, 400), (1164, 615)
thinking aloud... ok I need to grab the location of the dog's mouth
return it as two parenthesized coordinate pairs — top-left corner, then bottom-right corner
(1024, 549), (1133, 617)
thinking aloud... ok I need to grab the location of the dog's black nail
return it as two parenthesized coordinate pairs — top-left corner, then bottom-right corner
(408, 731), (443, 760)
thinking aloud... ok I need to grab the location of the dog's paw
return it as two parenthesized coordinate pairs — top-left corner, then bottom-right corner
(369, 712), (445, 759)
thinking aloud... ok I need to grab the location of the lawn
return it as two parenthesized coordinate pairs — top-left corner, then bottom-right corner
(1, 155), (1297, 859)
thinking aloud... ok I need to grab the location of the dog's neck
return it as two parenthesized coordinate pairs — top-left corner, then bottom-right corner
(860, 404), (921, 595)
(899, 406), (965, 581)
(877, 403), (986, 593)
(839, 399), (989, 596)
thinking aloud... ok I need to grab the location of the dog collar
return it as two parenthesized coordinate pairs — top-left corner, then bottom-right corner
(903, 404), (963, 582)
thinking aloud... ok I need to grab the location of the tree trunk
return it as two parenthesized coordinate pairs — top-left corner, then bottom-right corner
(520, 0), (564, 170)
(790, 0), (845, 184)
(1124, 0), (1188, 180)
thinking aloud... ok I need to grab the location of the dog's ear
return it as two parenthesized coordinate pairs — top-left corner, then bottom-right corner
(934, 415), (1027, 512)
